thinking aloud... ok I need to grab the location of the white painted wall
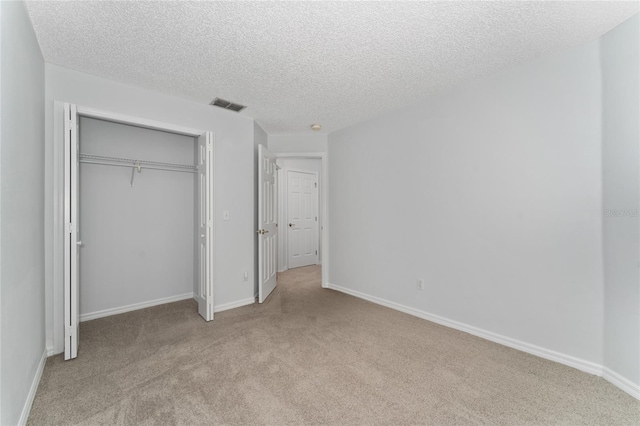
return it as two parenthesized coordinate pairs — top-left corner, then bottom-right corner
(329, 41), (604, 366)
(0, 1), (46, 424)
(276, 158), (323, 271)
(45, 64), (256, 354)
(78, 117), (195, 318)
(601, 14), (640, 390)
(268, 134), (327, 153)
(254, 122), (268, 296)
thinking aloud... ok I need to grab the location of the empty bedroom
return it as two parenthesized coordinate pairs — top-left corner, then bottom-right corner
(0, 1), (638, 425)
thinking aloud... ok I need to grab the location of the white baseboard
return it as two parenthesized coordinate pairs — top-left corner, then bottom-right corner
(603, 367), (640, 400)
(214, 296), (255, 313)
(326, 283), (608, 379)
(18, 349), (47, 425)
(46, 346), (56, 357)
(80, 292), (194, 322)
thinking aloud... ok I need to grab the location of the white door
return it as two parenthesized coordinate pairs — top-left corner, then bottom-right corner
(64, 103), (80, 360)
(287, 170), (318, 269)
(196, 132), (214, 321)
(258, 144), (277, 303)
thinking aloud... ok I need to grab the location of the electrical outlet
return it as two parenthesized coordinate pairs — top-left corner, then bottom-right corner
(416, 279), (425, 290)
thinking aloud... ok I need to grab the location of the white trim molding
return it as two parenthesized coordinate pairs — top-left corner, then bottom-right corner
(76, 105), (203, 137)
(602, 367), (640, 400)
(18, 349), (47, 426)
(80, 293), (194, 322)
(214, 297), (255, 313)
(326, 283), (639, 400)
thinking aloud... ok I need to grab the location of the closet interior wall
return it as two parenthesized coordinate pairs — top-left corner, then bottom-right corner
(79, 117), (196, 319)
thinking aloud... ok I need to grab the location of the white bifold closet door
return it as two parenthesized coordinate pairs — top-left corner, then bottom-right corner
(63, 103), (80, 360)
(195, 132), (214, 321)
(258, 144), (277, 303)
(63, 103), (215, 360)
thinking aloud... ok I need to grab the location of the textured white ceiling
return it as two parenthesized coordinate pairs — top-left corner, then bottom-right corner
(25, 1), (638, 134)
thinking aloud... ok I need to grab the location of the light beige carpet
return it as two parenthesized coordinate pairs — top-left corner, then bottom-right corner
(29, 265), (639, 425)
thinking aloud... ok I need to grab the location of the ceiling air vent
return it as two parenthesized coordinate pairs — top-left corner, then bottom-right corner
(210, 97), (246, 113)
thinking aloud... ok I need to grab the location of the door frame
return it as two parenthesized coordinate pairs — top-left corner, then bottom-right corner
(283, 167), (320, 270)
(273, 152), (328, 288)
(51, 101), (213, 354)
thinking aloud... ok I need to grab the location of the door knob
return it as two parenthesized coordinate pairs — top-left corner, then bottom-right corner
(289, 223), (294, 227)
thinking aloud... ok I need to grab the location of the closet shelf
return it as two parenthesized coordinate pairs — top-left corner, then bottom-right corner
(79, 153), (197, 173)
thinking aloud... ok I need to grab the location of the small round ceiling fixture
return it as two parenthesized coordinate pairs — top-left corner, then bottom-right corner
(311, 124), (321, 131)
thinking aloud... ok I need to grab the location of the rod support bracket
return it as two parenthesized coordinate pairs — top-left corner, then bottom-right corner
(130, 162), (142, 187)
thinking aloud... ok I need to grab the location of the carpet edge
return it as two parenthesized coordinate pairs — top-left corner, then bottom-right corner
(18, 348), (47, 426)
(324, 284), (619, 383)
(602, 367), (640, 400)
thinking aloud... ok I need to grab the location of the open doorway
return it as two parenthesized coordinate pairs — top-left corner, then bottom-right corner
(256, 147), (328, 303)
(276, 153), (327, 287)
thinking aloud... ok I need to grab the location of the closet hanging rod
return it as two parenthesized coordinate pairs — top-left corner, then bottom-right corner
(78, 153), (197, 174)
(79, 159), (197, 174)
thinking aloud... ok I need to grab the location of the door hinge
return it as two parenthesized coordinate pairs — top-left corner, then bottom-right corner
(315, 250), (318, 255)
(314, 182), (317, 188)
(315, 216), (317, 221)
(65, 223), (74, 234)
(65, 325), (74, 337)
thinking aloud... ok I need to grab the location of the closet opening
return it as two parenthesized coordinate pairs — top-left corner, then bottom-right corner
(60, 103), (214, 360)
